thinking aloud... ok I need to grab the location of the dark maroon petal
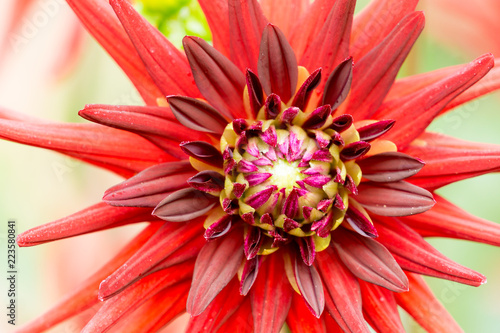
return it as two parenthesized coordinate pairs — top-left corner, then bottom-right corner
(376, 217), (487, 287)
(152, 188), (218, 222)
(279, 107), (299, 124)
(357, 120), (395, 142)
(356, 181), (435, 216)
(228, 0), (268, 72)
(245, 173), (272, 187)
(183, 36), (246, 119)
(329, 114), (353, 132)
(232, 119), (248, 135)
(187, 229), (244, 315)
(292, 68), (322, 110)
(282, 188), (300, 219)
(240, 257), (261, 296)
(244, 227), (263, 259)
(104, 161), (195, 207)
(298, 237), (316, 266)
(322, 57), (353, 109)
(340, 141), (371, 161)
(294, 256), (325, 318)
(167, 95), (229, 134)
(265, 94), (282, 119)
(345, 206), (378, 238)
(302, 105), (332, 130)
(245, 186), (277, 209)
(303, 174), (332, 188)
(246, 70), (265, 117)
(357, 152), (424, 182)
(180, 141), (223, 168)
(258, 24), (298, 102)
(188, 170), (225, 194)
(332, 228), (408, 292)
(204, 214), (234, 240)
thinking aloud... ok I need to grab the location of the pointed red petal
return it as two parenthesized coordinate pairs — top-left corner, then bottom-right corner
(356, 181), (435, 217)
(217, 297), (254, 333)
(198, 0), (230, 56)
(110, 0), (199, 97)
(350, 0), (419, 60)
(183, 36), (247, 119)
(0, 116), (173, 176)
(260, 0), (310, 37)
(347, 12), (424, 119)
(17, 203), (155, 247)
(294, 256), (325, 317)
(15, 224), (161, 333)
(187, 228), (244, 315)
(322, 58), (353, 110)
(375, 217), (487, 286)
(404, 131), (500, 190)
(315, 247), (370, 333)
(395, 273), (464, 333)
(153, 188), (218, 222)
(357, 152), (424, 183)
(228, 0), (268, 72)
(82, 261), (194, 332)
(376, 53), (494, 148)
(66, 0), (162, 105)
(403, 194), (500, 246)
(108, 281), (189, 333)
(258, 24), (298, 102)
(103, 161), (195, 207)
(359, 281), (405, 333)
(332, 228), (409, 292)
(186, 278), (247, 332)
(98, 221), (203, 300)
(286, 292), (327, 333)
(250, 253), (293, 333)
(300, 0), (355, 88)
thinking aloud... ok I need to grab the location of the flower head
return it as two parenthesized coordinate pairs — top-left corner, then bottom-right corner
(8, 0), (500, 332)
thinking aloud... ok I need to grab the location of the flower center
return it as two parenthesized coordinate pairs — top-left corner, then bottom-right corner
(261, 158), (305, 192)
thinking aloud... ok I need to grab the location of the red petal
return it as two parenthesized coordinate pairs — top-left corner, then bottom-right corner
(250, 253), (293, 333)
(217, 297), (254, 333)
(110, 0), (199, 97)
(66, 0), (162, 105)
(183, 36), (247, 119)
(322, 58), (353, 110)
(376, 53), (494, 148)
(350, 0), (419, 60)
(395, 273), (464, 333)
(83, 262), (194, 332)
(180, 141), (224, 168)
(347, 11), (424, 120)
(332, 228), (409, 292)
(228, 0), (268, 72)
(186, 278), (247, 332)
(356, 181), (435, 216)
(404, 131), (500, 190)
(98, 221), (204, 300)
(187, 228), (244, 315)
(198, 0), (230, 56)
(286, 292), (328, 333)
(260, 0), (310, 37)
(375, 217), (487, 287)
(153, 188), (218, 222)
(402, 194), (500, 247)
(299, 0), (355, 88)
(315, 248), (370, 332)
(0, 116), (173, 177)
(356, 152), (424, 182)
(17, 203), (154, 247)
(293, 68), (323, 110)
(258, 24), (298, 103)
(359, 281), (405, 333)
(15, 224), (161, 332)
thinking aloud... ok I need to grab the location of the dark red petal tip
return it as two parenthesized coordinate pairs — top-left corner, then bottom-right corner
(322, 57), (353, 109)
(329, 114), (353, 132)
(153, 188), (218, 222)
(240, 256), (261, 296)
(345, 205), (378, 238)
(188, 170), (225, 194)
(292, 68), (322, 110)
(180, 141), (224, 168)
(357, 120), (395, 142)
(294, 256), (325, 318)
(246, 69), (265, 116)
(340, 141), (371, 161)
(265, 94), (282, 119)
(302, 105), (332, 130)
(357, 152), (425, 182)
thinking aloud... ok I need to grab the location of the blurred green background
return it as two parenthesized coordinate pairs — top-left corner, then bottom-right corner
(0, 0), (499, 332)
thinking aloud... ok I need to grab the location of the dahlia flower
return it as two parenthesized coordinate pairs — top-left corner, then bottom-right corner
(8, 0), (500, 332)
